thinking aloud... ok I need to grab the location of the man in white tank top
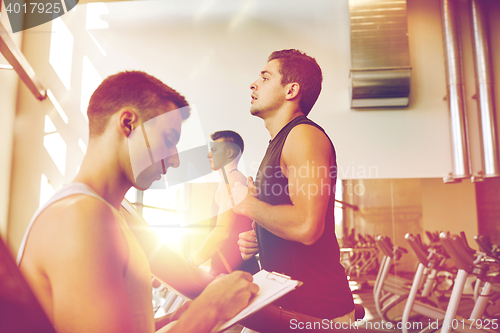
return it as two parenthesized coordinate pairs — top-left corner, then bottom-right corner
(17, 71), (259, 333)
(189, 131), (260, 276)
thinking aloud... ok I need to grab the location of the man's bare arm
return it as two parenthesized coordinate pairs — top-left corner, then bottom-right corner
(123, 199), (261, 333)
(233, 125), (333, 245)
(122, 201), (214, 299)
(33, 197), (137, 333)
(191, 173), (246, 267)
(154, 301), (191, 331)
(190, 210), (232, 267)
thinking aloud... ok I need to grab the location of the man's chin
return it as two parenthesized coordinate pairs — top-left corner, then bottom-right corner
(134, 182), (151, 191)
(135, 174), (156, 190)
(250, 107), (262, 117)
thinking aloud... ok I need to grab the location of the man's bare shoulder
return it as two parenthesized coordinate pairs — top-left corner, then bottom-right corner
(21, 194), (140, 333)
(216, 171), (246, 198)
(36, 194), (120, 231)
(283, 124), (333, 163)
(289, 123), (330, 147)
(228, 170), (247, 189)
(24, 194), (127, 271)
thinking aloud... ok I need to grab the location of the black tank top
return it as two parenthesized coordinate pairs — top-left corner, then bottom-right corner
(255, 115), (354, 319)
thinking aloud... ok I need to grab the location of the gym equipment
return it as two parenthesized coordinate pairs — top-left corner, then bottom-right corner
(373, 235), (414, 322)
(401, 231), (498, 333)
(438, 232), (498, 333)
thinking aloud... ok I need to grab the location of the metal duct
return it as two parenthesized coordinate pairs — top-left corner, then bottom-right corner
(441, 0), (471, 179)
(349, 0), (411, 108)
(470, 0), (499, 178)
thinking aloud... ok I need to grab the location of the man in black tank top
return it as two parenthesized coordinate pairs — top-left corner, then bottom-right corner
(233, 49), (355, 321)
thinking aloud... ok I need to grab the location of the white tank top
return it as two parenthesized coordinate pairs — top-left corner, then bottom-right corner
(17, 182), (155, 333)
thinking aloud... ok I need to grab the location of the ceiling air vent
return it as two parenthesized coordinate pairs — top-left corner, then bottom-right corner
(349, 0), (411, 108)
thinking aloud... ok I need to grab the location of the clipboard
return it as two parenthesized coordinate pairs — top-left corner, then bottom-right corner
(211, 270), (302, 333)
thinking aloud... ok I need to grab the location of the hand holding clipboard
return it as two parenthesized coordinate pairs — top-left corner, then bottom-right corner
(211, 270), (302, 333)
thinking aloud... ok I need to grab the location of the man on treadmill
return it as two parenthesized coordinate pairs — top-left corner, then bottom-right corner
(233, 49), (355, 322)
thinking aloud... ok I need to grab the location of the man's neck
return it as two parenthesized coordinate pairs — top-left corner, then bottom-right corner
(263, 108), (304, 139)
(217, 161), (239, 183)
(73, 139), (130, 209)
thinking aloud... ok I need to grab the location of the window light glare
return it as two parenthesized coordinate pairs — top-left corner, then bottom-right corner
(49, 18), (74, 91)
(80, 56), (102, 121)
(44, 115), (57, 133)
(78, 139), (87, 153)
(47, 89), (69, 124)
(86, 3), (110, 30)
(39, 174), (55, 207)
(44, 133), (67, 176)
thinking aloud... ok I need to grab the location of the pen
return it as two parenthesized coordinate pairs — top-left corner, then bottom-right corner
(216, 249), (233, 274)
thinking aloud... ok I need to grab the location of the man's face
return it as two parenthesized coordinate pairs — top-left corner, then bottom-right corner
(249, 59), (289, 117)
(128, 103), (183, 190)
(208, 139), (230, 171)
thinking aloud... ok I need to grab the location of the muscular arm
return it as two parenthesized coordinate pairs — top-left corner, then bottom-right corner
(234, 125), (334, 245)
(122, 199), (261, 333)
(122, 201), (214, 300)
(191, 174), (246, 267)
(23, 197), (136, 333)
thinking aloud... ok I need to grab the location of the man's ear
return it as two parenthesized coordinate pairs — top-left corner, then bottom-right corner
(119, 108), (139, 137)
(285, 83), (300, 100)
(226, 148), (235, 159)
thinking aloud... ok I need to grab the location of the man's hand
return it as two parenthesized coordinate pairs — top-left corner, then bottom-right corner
(246, 176), (259, 196)
(238, 221), (259, 260)
(165, 271), (259, 332)
(154, 301), (192, 331)
(197, 271), (259, 321)
(231, 177), (258, 215)
(170, 301), (192, 322)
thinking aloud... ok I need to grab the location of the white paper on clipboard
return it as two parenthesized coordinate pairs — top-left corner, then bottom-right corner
(211, 269), (302, 333)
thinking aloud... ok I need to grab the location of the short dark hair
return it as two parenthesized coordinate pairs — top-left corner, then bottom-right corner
(211, 130), (244, 154)
(87, 71), (190, 137)
(268, 49), (322, 116)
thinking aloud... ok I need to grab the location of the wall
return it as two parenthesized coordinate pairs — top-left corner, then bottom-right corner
(6, 0), (500, 252)
(421, 178), (478, 246)
(343, 179), (423, 273)
(0, 3), (21, 243)
(475, 177), (500, 245)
